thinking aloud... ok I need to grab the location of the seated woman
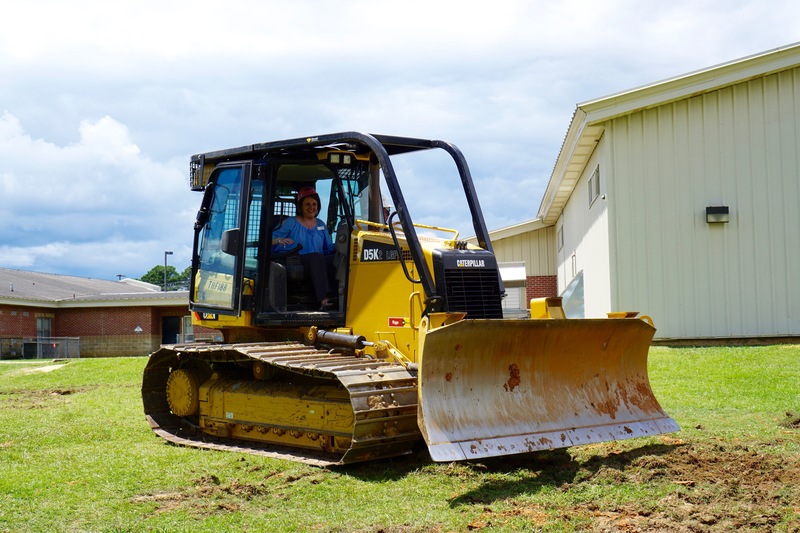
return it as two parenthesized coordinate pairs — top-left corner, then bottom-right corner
(271, 186), (336, 309)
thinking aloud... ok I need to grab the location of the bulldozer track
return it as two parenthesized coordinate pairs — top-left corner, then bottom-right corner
(142, 342), (422, 466)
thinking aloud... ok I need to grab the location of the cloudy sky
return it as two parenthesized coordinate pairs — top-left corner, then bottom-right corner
(1, 0), (797, 280)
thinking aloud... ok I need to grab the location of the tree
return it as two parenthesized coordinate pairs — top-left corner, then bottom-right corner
(176, 266), (192, 289)
(138, 265), (190, 291)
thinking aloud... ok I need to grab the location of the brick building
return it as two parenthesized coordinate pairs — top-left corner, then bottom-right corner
(0, 268), (219, 358)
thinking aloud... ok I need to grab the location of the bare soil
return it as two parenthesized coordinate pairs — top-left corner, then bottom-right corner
(582, 443), (798, 531)
(131, 434), (800, 531)
(0, 387), (90, 409)
(470, 435), (800, 532)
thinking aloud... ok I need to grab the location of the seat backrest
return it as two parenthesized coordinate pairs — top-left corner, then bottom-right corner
(333, 219), (350, 283)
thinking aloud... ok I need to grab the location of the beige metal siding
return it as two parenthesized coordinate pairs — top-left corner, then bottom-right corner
(557, 146), (613, 317)
(491, 226), (556, 276)
(608, 67), (800, 338)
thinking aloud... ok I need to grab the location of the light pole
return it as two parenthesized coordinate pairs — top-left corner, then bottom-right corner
(163, 251), (173, 291)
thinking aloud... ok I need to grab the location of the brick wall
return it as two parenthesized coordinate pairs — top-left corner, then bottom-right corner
(193, 324), (223, 342)
(57, 307), (156, 357)
(1, 300), (228, 358)
(0, 305), (47, 337)
(57, 307), (154, 336)
(526, 275), (557, 301)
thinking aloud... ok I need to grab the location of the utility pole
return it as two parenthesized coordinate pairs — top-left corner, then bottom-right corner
(163, 251), (173, 291)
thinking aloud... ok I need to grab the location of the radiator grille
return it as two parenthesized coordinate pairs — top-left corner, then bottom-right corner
(442, 267), (503, 319)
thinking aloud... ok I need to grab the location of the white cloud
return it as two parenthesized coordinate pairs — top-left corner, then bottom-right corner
(0, 113), (195, 278)
(0, 0), (798, 277)
(0, 242), (69, 269)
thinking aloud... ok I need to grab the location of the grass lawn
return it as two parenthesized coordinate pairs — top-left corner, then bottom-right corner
(0, 345), (798, 532)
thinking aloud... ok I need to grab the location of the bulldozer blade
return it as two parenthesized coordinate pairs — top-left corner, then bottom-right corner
(417, 317), (678, 462)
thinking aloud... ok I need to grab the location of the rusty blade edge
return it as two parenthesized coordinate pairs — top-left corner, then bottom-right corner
(427, 417), (680, 462)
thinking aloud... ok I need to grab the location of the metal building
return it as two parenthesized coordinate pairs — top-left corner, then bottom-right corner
(534, 42), (800, 341)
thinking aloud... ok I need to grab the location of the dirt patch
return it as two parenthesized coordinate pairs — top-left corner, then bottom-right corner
(781, 411), (800, 429)
(193, 474), (273, 500)
(15, 363), (69, 375)
(582, 442), (800, 531)
(467, 440), (800, 531)
(132, 466), (336, 519)
(0, 387), (91, 409)
(132, 473), (285, 517)
(131, 438), (800, 529)
(503, 363), (521, 392)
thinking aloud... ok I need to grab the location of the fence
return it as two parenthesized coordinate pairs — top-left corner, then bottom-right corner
(0, 337), (81, 359)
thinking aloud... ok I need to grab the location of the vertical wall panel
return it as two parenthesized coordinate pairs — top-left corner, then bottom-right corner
(558, 146), (612, 317)
(492, 226), (556, 276)
(607, 66), (800, 339)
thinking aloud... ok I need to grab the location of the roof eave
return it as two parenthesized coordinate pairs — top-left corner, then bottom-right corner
(580, 41), (800, 122)
(537, 108), (604, 225)
(490, 218), (551, 241)
(465, 218), (551, 244)
(55, 297), (189, 308)
(0, 297), (58, 308)
(0, 293), (189, 309)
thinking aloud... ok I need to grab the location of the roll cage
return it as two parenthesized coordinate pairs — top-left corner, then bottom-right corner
(189, 132), (500, 317)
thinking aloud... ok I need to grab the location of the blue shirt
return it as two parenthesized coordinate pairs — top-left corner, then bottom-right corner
(272, 216), (334, 255)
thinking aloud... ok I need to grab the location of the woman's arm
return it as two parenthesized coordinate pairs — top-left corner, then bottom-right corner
(319, 220), (335, 255)
(271, 218), (296, 248)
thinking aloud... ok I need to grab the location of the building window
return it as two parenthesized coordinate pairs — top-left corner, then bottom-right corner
(36, 317), (52, 338)
(588, 165), (600, 206)
(571, 252), (577, 279)
(556, 225), (564, 252)
(501, 286), (523, 310)
(182, 315), (194, 343)
(501, 286), (527, 318)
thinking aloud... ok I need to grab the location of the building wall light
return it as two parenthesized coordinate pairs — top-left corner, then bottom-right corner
(706, 206), (729, 223)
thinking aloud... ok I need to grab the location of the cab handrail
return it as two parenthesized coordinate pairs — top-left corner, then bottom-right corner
(354, 219), (459, 240)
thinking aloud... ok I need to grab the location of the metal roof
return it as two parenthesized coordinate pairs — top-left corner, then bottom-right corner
(0, 268), (188, 308)
(469, 218), (550, 243)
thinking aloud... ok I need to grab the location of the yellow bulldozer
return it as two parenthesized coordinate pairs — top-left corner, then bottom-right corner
(142, 132), (678, 465)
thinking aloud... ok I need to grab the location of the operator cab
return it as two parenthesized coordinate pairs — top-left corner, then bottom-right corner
(189, 147), (383, 327)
